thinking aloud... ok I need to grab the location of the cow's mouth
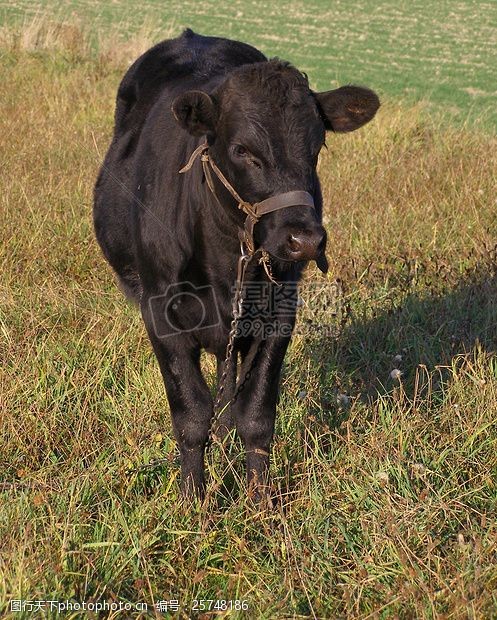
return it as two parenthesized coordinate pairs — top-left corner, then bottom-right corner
(263, 247), (329, 274)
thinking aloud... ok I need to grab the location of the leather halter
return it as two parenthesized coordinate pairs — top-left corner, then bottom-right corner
(179, 142), (315, 256)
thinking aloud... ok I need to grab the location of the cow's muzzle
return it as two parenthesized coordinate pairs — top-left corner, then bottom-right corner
(287, 226), (327, 262)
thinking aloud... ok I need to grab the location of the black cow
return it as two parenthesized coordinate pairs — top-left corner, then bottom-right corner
(94, 29), (379, 499)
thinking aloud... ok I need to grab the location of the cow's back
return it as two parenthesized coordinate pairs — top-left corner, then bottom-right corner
(114, 29), (266, 138)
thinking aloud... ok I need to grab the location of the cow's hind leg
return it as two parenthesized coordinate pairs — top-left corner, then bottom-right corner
(141, 301), (213, 498)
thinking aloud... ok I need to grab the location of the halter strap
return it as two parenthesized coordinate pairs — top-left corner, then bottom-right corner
(179, 142), (315, 255)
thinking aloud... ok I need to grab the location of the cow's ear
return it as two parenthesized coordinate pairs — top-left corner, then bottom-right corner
(171, 90), (217, 136)
(314, 86), (379, 132)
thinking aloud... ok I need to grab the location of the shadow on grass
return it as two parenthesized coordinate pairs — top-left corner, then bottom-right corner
(301, 267), (497, 426)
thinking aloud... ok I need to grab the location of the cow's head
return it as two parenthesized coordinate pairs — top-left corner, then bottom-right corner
(172, 61), (379, 272)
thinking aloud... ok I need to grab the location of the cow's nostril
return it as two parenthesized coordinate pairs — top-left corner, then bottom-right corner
(287, 234), (302, 253)
(286, 228), (326, 262)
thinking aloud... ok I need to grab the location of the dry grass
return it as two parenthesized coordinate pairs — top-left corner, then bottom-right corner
(0, 13), (175, 69)
(1, 20), (497, 619)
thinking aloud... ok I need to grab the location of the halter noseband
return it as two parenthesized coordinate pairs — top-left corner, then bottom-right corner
(179, 142), (315, 256)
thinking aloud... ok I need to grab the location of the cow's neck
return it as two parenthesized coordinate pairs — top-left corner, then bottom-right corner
(196, 177), (254, 278)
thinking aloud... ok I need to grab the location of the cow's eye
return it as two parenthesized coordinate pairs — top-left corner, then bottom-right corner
(232, 144), (262, 169)
(233, 144), (248, 158)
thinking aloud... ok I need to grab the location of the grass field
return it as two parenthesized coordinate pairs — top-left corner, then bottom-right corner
(1, 0), (497, 128)
(1, 8), (497, 620)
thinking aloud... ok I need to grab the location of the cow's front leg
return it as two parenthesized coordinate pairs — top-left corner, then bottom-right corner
(141, 301), (213, 498)
(234, 335), (291, 500)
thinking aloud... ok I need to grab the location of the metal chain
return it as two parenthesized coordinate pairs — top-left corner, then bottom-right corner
(206, 247), (253, 446)
(208, 330), (267, 447)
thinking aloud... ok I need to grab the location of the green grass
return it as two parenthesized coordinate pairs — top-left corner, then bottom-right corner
(1, 17), (497, 620)
(1, 0), (497, 127)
